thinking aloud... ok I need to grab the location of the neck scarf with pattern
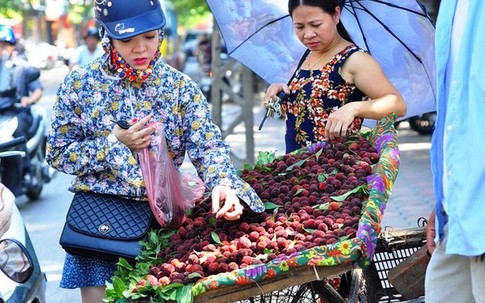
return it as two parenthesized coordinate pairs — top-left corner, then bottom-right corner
(109, 46), (160, 87)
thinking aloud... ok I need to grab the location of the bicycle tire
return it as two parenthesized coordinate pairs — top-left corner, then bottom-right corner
(233, 280), (345, 303)
(310, 280), (346, 303)
(346, 269), (368, 303)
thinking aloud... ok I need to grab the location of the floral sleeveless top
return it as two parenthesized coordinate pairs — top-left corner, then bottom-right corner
(283, 44), (367, 153)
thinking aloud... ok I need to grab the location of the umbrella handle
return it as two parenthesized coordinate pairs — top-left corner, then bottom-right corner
(258, 109), (270, 131)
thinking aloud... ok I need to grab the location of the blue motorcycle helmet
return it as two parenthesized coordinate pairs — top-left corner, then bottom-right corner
(94, 0), (166, 40)
(84, 27), (101, 41)
(0, 25), (16, 45)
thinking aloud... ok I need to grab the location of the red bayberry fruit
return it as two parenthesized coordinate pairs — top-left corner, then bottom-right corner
(228, 262), (239, 271)
(329, 202), (340, 211)
(237, 236), (252, 249)
(159, 276), (171, 285)
(186, 264), (204, 273)
(207, 262), (220, 274)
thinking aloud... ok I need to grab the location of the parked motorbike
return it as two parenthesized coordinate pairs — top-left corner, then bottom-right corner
(395, 111), (436, 135)
(407, 111), (436, 135)
(0, 105), (55, 200)
(0, 183), (47, 302)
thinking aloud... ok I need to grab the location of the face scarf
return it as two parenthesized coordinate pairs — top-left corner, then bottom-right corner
(109, 46), (160, 87)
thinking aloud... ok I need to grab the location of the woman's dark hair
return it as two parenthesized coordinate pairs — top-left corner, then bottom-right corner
(288, 0), (354, 43)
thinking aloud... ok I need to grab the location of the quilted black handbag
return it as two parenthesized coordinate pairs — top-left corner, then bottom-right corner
(59, 191), (154, 263)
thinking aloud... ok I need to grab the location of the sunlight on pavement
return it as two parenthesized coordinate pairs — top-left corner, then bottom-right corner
(41, 264), (64, 282)
(398, 142), (431, 151)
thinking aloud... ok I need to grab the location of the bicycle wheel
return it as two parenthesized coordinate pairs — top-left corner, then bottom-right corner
(345, 269), (368, 303)
(232, 280), (346, 303)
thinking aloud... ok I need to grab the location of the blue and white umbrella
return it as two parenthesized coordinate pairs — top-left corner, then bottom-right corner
(206, 0), (436, 120)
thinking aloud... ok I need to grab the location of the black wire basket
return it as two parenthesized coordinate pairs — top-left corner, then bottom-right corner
(363, 219), (428, 303)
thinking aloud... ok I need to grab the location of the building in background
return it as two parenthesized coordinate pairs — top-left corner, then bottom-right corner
(159, 0), (185, 70)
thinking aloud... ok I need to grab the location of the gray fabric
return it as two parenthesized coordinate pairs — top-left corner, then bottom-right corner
(0, 240), (31, 282)
(425, 225), (485, 302)
(0, 57), (13, 93)
(0, 185), (14, 238)
(0, 57), (41, 104)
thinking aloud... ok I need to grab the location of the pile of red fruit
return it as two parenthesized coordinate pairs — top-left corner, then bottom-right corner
(143, 137), (379, 287)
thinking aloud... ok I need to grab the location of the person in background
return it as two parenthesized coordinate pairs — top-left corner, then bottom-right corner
(264, 0), (406, 153)
(69, 27), (104, 71)
(46, 0), (264, 302)
(0, 25), (43, 110)
(0, 25), (43, 196)
(196, 33), (212, 75)
(425, 1), (485, 302)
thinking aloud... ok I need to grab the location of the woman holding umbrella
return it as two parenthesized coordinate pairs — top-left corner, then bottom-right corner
(46, 0), (264, 302)
(265, 0), (407, 153)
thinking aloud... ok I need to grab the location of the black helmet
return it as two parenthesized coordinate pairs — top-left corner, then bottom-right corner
(95, 0), (166, 40)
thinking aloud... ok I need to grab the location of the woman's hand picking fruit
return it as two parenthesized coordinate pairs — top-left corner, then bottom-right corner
(211, 185), (243, 221)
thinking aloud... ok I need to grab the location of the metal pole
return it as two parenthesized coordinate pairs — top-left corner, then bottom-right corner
(242, 68), (255, 164)
(211, 21), (222, 127)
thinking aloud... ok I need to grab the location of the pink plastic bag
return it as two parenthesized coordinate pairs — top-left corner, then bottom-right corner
(138, 123), (204, 228)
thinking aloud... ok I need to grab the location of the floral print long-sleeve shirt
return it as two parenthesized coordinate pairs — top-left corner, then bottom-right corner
(46, 55), (264, 213)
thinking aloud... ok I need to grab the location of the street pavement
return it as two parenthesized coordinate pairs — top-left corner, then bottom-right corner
(22, 63), (435, 302)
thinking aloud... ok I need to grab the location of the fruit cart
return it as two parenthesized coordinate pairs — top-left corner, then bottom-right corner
(190, 115), (400, 303)
(105, 115), (404, 303)
(193, 264), (355, 303)
(193, 224), (429, 303)
(192, 226), (428, 303)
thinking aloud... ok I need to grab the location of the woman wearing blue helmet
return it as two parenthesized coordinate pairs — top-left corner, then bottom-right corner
(46, 1), (264, 302)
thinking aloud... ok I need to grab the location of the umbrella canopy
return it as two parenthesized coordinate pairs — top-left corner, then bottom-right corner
(206, 0), (436, 119)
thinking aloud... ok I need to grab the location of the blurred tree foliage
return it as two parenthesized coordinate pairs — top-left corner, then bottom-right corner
(170, 0), (212, 29)
(0, 0), (211, 28)
(0, 0), (25, 19)
(66, 0), (212, 29)
(67, 1), (95, 25)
